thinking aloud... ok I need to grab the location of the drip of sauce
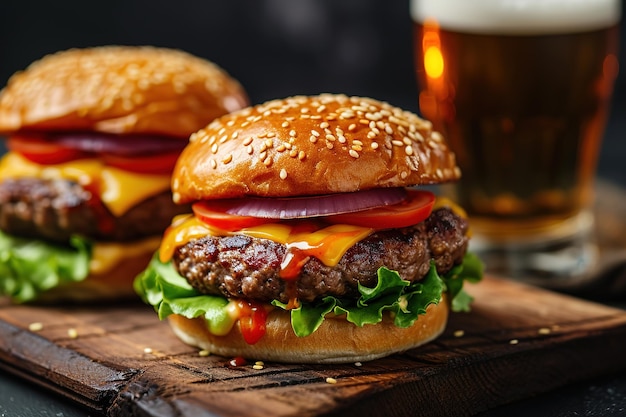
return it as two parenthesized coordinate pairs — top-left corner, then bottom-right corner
(82, 182), (116, 235)
(229, 356), (247, 367)
(235, 300), (268, 344)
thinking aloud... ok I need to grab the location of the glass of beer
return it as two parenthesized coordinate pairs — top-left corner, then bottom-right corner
(411, 0), (621, 287)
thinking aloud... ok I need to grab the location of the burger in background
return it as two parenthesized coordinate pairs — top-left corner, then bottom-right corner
(0, 46), (248, 303)
(135, 94), (482, 364)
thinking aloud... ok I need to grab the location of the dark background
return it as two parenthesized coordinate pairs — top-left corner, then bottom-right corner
(1, 0), (624, 186)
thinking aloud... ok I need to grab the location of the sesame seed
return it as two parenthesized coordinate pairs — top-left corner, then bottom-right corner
(311, 129), (320, 137)
(280, 169), (287, 179)
(403, 137), (412, 145)
(298, 151), (306, 160)
(367, 131), (377, 139)
(326, 134), (336, 141)
(400, 171), (409, 179)
(265, 139), (273, 148)
(309, 135), (318, 143)
(259, 151), (267, 160)
(198, 349), (210, 357)
(392, 140), (404, 147)
(211, 143), (219, 154)
(371, 142), (379, 149)
(68, 328), (78, 339)
(289, 130), (297, 137)
(243, 136), (253, 146)
(509, 339), (519, 345)
(436, 168), (443, 178)
(277, 144), (286, 152)
(317, 105), (326, 112)
(405, 145), (414, 156)
(432, 131), (443, 142)
(253, 364), (264, 370)
(325, 377), (337, 384)
(349, 150), (360, 158)
(281, 121), (289, 128)
(337, 135), (346, 143)
(538, 327), (551, 335)
(320, 121), (329, 129)
(219, 135), (228, 143)
(28, 322), (43, 332)
(348, 123), (357, 131)
(359, 119), (370, 125)
(246, 145), (253, 155)
(326, 142), (334, 149)
(385, 125), (394, 135)
(289, 149), (298, 157)
(222, 155), (233, 164)
(231, 131), (239, 139)
(353, 140), (363, 146)
(263, 157), (273, 166)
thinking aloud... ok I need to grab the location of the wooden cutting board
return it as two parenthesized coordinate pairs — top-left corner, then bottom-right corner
(1, 275), (626, 417)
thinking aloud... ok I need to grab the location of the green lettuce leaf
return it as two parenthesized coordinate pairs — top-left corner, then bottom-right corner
(134, 254), (236, 335)
(0, 230), (92, 303)
(135, 252), (483, 338)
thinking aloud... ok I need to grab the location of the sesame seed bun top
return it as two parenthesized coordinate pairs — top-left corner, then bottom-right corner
(0, 46), (249, 137)
(172, 94), (461, 203)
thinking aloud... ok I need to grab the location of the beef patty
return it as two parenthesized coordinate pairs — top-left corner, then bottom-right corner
(0, 177), (190, 242)
(173, 207), (469, 304)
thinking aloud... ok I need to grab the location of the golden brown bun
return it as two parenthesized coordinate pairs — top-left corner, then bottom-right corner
(32, 238), (160, 304)
(168, 295), (448, 364)
(172, 94), (460, 203)
(0, 46), (249, 137)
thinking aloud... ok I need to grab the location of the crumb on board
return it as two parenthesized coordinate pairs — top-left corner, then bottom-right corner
(28, 322), (43, 332)
(198, 349), (210, 357)
(538, 327), (551, 335)
(509, 339), (519, 345)
(325, 377), (337, 384)
(67, 328), (78, 339)
(453, 330), (465, 338)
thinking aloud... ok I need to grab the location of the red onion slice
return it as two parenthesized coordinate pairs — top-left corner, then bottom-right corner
(224, 188), (408, 219)
(38, 132), (186, 155)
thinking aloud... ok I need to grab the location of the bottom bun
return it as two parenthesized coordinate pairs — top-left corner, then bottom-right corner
(168, 295), (449, 364)
(34, 237), (160, 303)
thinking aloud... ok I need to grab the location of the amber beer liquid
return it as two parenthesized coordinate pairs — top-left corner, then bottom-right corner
(412, 0), (620, 282)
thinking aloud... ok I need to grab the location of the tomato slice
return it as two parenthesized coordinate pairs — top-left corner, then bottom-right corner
(7, 136), (88, 165)
(101, 151), (180, 174)
(192, 201), (270, 230)
(326, 189), (435, 229)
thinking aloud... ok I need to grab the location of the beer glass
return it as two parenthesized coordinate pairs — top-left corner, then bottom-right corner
(411, 0), (621, 287)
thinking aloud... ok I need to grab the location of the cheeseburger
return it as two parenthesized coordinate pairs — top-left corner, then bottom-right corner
(0, 46), (248, 302)
(135, 94), (482, 363)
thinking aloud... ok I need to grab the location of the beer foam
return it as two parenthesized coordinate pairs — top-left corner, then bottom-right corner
(411, 0), (621, 35)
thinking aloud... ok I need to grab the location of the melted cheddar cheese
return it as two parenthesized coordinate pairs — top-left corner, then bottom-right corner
(159, 214), (374, 270)
(0, 152), (170, 216)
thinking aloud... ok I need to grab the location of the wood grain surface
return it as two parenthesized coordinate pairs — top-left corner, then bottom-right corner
(1, 275), (626, 417)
